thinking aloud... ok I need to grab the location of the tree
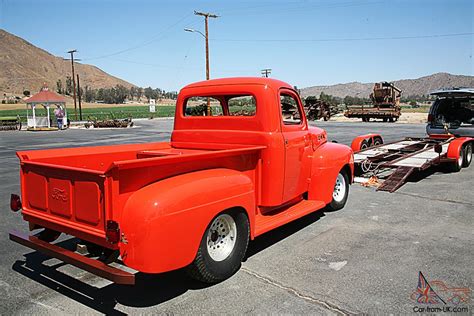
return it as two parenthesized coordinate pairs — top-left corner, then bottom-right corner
(23, 90), (30, 97)
(136, 87), (143, 101)
(114, 85), (128, 104)
(65, 76), (73, 95)
(56, 79), (63, 94)
(130, 86), (137, 101)
(144, 87), (154, 101)
(84, 86), (96, 103)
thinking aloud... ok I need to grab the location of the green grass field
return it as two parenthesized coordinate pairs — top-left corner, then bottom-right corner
(0, 106), (176, 122)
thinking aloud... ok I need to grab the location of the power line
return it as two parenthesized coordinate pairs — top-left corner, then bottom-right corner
(213, 32), (474, 43)
(82, 13), (193, 61)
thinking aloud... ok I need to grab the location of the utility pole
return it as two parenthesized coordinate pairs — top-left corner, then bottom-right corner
(67, 49), (79, 120)
(76, 74), (83, 121)
(194, 11), (219, 116)
(261, 68), (272, 78)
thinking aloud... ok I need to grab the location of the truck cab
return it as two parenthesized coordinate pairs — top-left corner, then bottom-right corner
(10, 77), (354, 284)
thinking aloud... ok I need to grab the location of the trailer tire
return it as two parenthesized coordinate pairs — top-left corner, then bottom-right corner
(360, 140), (369, 150)
(373, 137), (383, 146)
(186, 209), (249, 283)
(462, 143), (472, 168)
(449, 147), (464, 172)
(326, 170), (350, 211)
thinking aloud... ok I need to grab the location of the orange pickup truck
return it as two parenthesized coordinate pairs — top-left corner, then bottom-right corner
(10, 77), (354, 285)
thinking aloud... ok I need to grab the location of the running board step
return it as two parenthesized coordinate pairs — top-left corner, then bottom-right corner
(377, 166), (415, 193)
(255, 200), (325, 236)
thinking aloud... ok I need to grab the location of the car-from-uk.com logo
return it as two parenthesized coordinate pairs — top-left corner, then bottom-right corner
(411, 272), (471, 313)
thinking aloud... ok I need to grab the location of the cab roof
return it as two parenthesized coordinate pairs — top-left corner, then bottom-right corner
(182, 77), (294, 91)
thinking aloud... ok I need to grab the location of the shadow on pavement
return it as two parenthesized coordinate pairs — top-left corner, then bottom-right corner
(12, 209), (328, 314)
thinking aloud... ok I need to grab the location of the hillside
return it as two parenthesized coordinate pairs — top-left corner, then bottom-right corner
(0, 29), (135, 95)
(301, 73), (474, 98)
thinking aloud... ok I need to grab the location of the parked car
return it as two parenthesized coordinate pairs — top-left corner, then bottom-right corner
(427, 88), (474, 137)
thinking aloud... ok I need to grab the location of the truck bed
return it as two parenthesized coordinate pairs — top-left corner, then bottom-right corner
(17, 142), (264, 245)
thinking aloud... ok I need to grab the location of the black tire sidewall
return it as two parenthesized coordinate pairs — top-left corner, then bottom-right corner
(327, 170), (350, 211)
(199, 210), (249, 281)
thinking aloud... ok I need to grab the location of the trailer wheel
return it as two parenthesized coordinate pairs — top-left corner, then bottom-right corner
(373, 137), (383, 146)
(462, 143), (472, 168)
(327, 170), (350, 211)
(186, 210), (249, 283)
(360, 140), (369, 150)
(449, 147), (464, 172)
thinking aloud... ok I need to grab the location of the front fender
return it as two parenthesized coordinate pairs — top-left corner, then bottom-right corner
(119, 168), (255, 273)
(308, 142), (354, 204)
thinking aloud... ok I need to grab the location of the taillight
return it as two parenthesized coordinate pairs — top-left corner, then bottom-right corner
(106, 220), (120, 244)
(427, 114), (433, 122)
(10, 194), (22, 212)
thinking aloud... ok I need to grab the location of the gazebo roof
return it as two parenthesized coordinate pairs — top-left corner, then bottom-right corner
(27, 85), (66, 104)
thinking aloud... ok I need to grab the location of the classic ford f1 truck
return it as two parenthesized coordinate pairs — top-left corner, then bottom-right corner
(10, 77), (354, 285)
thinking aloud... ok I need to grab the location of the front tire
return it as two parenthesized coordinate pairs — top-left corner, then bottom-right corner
(186, 210), (249, 283)
(326, 170), (350, 211)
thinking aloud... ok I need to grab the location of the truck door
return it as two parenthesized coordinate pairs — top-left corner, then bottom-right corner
(279, 89), (313, 202)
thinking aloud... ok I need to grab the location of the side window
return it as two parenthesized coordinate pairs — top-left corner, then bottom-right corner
(184, 97), (223, 116)
(280, 93), (302, 125)
(228, 96), (256, 116)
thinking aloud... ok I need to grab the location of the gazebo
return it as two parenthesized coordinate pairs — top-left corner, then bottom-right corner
(26, 85), (67, 130)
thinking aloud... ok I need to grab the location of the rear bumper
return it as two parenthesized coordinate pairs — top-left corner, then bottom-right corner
(9, 231), (135, 285)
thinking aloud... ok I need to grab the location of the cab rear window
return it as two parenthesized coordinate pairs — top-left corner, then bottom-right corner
(184, 95), (256, 117)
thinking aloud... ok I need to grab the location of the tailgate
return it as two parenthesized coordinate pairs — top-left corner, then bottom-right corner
(20, 162), (107, 237)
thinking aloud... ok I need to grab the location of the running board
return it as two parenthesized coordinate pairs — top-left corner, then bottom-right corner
(377, 166), (415, 193)
(255, 200), (325, 236)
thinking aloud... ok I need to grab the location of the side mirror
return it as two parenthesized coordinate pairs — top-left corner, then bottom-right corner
(434, 144), (442, 154)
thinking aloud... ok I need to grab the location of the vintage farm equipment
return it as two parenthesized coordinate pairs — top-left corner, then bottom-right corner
(85, 117), (133, 128)
(345, 82), (402, 122)
(304, 97), (336, 121)
(0, 116), (22, 131)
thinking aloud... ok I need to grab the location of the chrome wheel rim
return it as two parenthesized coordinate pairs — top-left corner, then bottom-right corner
(458, 150), (464, 167)
(333, 173), (346, 203)
(206, 214), (237, 262)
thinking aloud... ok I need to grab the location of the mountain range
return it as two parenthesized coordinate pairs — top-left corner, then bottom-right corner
(300, 72), (474, 98)
(0, 29), (134, 95)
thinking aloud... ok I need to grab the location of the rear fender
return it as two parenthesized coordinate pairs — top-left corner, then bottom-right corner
(351, 133), (383, 152)
(119, 168), (255, 273)
(447, 137), (473, 160)
(308, 142), (354, 204)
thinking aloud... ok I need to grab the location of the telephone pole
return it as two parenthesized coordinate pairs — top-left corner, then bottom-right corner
(261, 68), (272, 78)
(194, 11), (219, 116)
(76, 74), (83, 121)
(67, 49), (79, 120)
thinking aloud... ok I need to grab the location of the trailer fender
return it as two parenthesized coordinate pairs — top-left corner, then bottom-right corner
(447, 137), (474, 160)
(308, 142), (354, 204)
(351, 134), (383, 152)
(119, 168), (255, 274)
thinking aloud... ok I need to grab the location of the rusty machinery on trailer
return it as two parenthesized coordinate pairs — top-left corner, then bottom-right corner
(345, 82), (402, 122)
(0, 116), (22, 131)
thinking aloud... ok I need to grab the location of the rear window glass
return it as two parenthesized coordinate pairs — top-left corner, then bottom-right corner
(184, 95), (256, 117)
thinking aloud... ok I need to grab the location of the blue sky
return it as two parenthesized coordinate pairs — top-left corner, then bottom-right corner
(1, 0), (472, 91)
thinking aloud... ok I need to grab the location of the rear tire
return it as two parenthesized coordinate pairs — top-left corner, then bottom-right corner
(462, 143), (472, 168)
(373, 137), (383, 146)
(186, 210), (249, 283)
(326, 170), (350, 211)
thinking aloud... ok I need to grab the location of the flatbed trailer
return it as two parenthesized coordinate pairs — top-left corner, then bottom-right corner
(352, 135), (473, 192)
(344, 106), (400, 122)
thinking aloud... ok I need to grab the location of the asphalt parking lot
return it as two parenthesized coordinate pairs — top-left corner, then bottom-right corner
(0, 120), (472, 315)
